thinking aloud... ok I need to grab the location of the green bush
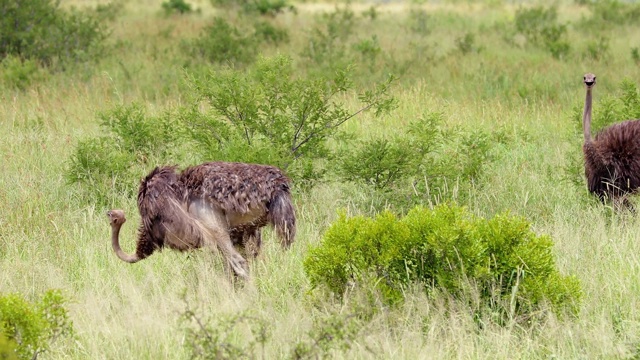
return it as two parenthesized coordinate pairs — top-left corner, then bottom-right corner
(162, 0), (193, 15)
(253, 21), (289, 45)
(210, 0), (293, 16)
(181, 307), (269, 359)
(66, 103), (183, 205)
(0, 0), (109, 69)
(0, 290), (73, 360)
(577, 0), (640, 31)
(301, 6), (356, 69)
(335, 112), (506, 210)
(584, 36), (610, 61)
(189, 17), (258, 66)
(181, 54), (396, 187)
(455, 32), (480, 55)
(513, 5), (570, 59)
(632, 47), (640, 64)
(0, 55), (45, 90)
(304, 204), (581, 320)
(337, 137), (415, 191)
(180, 295), (362, 360)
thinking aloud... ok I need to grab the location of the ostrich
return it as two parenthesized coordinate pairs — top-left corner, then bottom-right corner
(107, 162), (296, 280)
(582, 73), (640, 205)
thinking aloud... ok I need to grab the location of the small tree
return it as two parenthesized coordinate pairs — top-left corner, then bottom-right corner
(182, 54), (397, 186)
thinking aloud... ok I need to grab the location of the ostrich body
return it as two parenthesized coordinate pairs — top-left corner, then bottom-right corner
(582, 73), (640, 202)
(107, 162), (296, 280)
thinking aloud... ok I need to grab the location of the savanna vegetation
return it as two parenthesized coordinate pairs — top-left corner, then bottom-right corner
(1, 0), (640, 358)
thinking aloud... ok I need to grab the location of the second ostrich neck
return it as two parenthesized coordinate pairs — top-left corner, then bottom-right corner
(583, 88), (593, 143)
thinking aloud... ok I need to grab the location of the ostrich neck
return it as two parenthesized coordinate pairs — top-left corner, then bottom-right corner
(111, 224), (140, 263)
(583, 88), (593, 143)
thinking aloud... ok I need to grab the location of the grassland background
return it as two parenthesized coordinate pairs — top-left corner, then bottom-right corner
(2, 0), (640, 358)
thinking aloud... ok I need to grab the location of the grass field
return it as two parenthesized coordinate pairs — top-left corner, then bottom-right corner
(2, 0), (640, 358)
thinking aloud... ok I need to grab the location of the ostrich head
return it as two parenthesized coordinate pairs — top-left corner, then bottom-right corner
(584, 73), (596, 90)
(107, 209), (126, 226)
(107, 209), (141, 263)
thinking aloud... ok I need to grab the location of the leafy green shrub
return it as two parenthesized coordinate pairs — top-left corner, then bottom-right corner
(584, 36), (610, 61)
(181, 295), (363, 360)
(0, 56), (45, 90)
(337, 137), (415, 191)
(66, 103), (183, 205)
(301, 6), (356, 68)
(632, 47), (640, 64)
(0, 0), (109, 69)
(577, 0), (640, 30)
(253, 21), (289, 45)
(304, 205), (581, 320)
(455, 32), (480, 55)
(353, 35), (382, 69)
(180, 54), (396, 187)
(210, 0), (293, 16)
(162, 0), (193, 15)
(0, 290), (73, 360)
(181, 305), (269, 360)
(335, 112), (506, 210)
(189, 17), (258, 66)
(406, 9), (432, 36)
(290, 312), (361, 360)
(513, 5), (570, 59)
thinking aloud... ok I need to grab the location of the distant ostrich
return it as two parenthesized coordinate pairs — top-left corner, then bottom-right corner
(107, 162), (296, 280)
(582, 73), (640, 205)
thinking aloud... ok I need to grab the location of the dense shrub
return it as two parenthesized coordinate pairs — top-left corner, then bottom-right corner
(512, 6), (570, 59)
(210, 0), (293, 16)
(304, 204), (581, 320)
(0, 56), (46, 90)
(189, 18), (258, 66)
(162, 0), (193, 15)
(0, 290), (73, 360)
(335, 112), (507, 210)
(66, 103), (183, 205)
(576, 0), (640, 31)
(301, 6), (356, 69)
(181, 296), (362, 359)
(181, 306), (269, 360)
(0, 0), (109, 69)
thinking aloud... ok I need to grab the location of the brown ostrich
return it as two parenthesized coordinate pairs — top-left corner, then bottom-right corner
(582, 73), (640, 205)
(107, 162), (296, 280)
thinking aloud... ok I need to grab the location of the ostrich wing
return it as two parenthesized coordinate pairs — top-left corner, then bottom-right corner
(180, 162), (291, 214)
(137, 166), (205, 250)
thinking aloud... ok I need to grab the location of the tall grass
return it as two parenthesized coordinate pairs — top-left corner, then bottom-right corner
(2, 0), (640, 358)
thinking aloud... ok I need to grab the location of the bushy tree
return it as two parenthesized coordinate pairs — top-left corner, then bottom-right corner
(181, 54), (396, 186)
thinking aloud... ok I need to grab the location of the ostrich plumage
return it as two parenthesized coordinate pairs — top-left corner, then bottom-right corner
(107, 161), (296, 280)
(582, 73), (640, 202)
